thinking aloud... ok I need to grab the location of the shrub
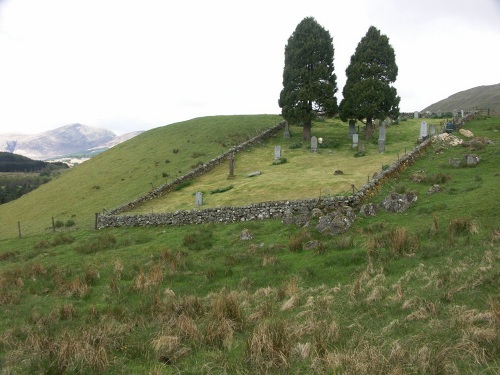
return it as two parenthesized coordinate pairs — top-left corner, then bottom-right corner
(272, 158), (287, 165)
(174, 180), (192, 191)
(65, 219), (76, 227)
(74, 233), (117, 254)
(210, 185), (233, 194)
(191, 152), (206, 158)
(182, 228), (214, 251)
(54, 220), (65, 228)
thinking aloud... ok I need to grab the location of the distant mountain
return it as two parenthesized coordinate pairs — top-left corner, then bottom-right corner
(422, 83), (500, 114)
(0, 124), (142, 160)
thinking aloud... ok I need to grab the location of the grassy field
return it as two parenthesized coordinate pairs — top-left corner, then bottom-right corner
(0, 115), (498, 373)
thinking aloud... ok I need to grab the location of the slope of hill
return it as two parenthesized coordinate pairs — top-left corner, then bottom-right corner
(0, 115), (283, 238)
(0, 123), (141, 160)
(422, 83), (500, 114)
(0, 115), (498, 373)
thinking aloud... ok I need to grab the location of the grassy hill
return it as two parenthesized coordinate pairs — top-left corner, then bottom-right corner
(0, 115), (498, 373)
(422, 83), (500, 114)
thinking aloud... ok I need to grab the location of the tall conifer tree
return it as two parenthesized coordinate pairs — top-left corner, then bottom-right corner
(279, 17), (338, 140)
(339, 26), (400, 140)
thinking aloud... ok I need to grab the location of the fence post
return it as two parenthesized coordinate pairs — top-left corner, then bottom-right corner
(52, 217), (56, 232)
(18, 221), (21, 238)
(95, 213), (99, 230)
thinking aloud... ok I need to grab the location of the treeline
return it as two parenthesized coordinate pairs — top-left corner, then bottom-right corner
(0, 152), (69, 204)
(0, 152), (68, 172)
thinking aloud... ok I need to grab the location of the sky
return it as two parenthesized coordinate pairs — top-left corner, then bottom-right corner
(1, 0), (499, 135)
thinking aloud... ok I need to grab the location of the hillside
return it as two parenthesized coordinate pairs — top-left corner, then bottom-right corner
(0, 123), (140, 160)
(0, 115), (498, 373)
(422, 83), (500, 114)
(0, 115), (283, 238)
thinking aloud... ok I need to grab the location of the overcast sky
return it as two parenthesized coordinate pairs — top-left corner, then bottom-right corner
(1, 0), (499, 135)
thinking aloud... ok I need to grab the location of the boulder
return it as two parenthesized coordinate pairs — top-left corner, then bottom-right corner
(381, 192), (418, 213)
(427, 184), (442, 194)
(240, 228), (254, 241)
(316, 206), (356, 235)
(465, 154), (480, 166)
(459, 129), (474, 138)
(359, 203), (381, 217)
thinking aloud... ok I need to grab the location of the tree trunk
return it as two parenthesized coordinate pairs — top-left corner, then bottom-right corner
(302, 119), (312, 141)
(365, 117), (374, 140)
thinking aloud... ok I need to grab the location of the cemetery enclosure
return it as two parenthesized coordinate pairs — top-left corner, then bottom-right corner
(99, 119), (434, 227)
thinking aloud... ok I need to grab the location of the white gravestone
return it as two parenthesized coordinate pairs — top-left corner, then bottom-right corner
(195, 192), (203, 207)
(310, 136), (318, 153)
(274, 145), (281, 160)
(352, 133), (358, 148)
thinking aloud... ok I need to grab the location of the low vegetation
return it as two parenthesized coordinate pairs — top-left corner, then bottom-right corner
(0, 115), (498, 373)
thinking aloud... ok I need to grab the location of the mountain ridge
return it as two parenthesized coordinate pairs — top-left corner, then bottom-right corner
(0, 123), (142, 160)
(422, 83), (500, 114)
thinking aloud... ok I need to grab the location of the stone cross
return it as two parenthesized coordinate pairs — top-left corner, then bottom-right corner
(228, 153), (235, 178)
(352, 133), (358, 148)
(274, 145), (281, 160)
(195, 192), (203, 207)
(283, 121), (290, 138)
(310, 136), (318, 153)
(348, 120), (356, 139)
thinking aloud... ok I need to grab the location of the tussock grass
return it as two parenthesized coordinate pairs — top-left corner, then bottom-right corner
(0, 116), (499, 372)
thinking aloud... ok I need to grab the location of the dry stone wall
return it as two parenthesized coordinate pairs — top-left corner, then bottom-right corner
(98, 124), (437, 229)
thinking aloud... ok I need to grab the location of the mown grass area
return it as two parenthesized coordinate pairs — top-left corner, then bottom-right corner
(126, 117), (429, 213)
(0, 116), (498, 373)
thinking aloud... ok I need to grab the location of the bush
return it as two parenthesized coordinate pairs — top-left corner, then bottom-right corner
(272, 158), (287, 165)
(65, 219), (76, 228)
(210, 185), (233, 194)
(182, 228), (214, 251)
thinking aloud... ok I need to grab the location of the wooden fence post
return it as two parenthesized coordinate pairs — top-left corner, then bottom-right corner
(95, 213), (99, 230)
(18, 222), (21, 238)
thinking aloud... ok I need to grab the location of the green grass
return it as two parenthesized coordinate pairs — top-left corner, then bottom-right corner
(0, 115), (498, 373)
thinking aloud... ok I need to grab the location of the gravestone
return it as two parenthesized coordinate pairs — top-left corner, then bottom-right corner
(429, 124), (436, 136)
(461, 110), (464, 118)
(195, 192), (203, 207)
(357, 140), (365, 154)
(283, 121), (290, 138)
(414, 111), (419, 119)
(378, 124), (386, 141)
(310, 136), (318, 153)
(378, 139), (385, 153)
(419, 121), (428, 141)
(274, 145), (281, 160)
(437, 111), (442, 117)
(228, 153), (235, 178)
(348, 120), (356, 139)
(352, 133), (359, 148)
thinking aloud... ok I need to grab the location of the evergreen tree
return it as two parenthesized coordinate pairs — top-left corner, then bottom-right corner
(339, 26), (400, 140)
(279, 17), (338, 140)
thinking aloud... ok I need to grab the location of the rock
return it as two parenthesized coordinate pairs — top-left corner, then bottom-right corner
(247, 171), (261, 177)
(316, 206), (356, 235)
(459, 129), (474, 138)
(449, 158), (462, 167)
(240, 228), (253, 241)
(359, 203), (380, 217)
(381, 192), (418, 213)
(465, 154), (480, 166)
(311, 208), (323, 218)
(427, 184), (442, 194)
(303, 240), (322, 251)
